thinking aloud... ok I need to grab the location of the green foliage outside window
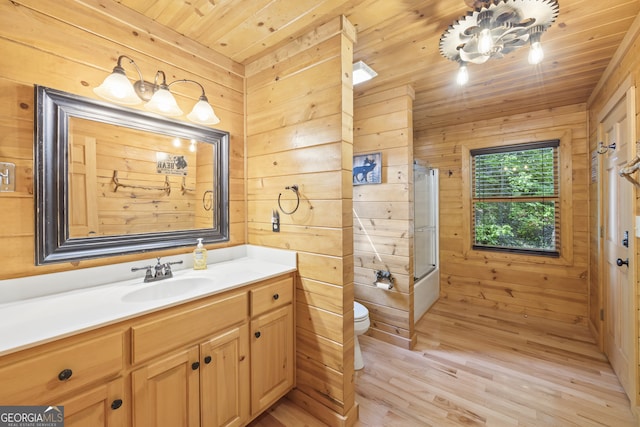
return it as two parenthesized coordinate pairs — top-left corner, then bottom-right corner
(472, 143), (558, 253)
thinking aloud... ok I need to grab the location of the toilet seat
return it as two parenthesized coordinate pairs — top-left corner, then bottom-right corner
(354, 301), (368, 321)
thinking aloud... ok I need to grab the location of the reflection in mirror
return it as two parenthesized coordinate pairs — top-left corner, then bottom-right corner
(68, 118), (216, 238)
(35, 86), (229, 264)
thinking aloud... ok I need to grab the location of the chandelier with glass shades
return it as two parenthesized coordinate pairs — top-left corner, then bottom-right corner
(440, 0), (559, 85)
(94, 55), (220, 125)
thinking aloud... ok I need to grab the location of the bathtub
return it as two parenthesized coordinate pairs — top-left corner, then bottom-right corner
(414, 266), (439, 324)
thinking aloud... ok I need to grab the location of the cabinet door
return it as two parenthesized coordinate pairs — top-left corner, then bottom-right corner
(59, 377), (127, 427)
(250, 304), (294, 415)
(132, 346), (200, 427)
(200, 324), (250, 427)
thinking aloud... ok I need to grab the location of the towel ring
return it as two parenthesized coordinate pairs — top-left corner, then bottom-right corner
(278, 185), (300, 215)
(202, 190), (213, 211)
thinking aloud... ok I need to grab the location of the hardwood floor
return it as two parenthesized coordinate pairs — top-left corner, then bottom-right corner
(249, 298), (637, 426)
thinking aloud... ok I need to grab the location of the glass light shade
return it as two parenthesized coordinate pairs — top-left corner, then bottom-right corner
(93, 71), (141, 105)
(478, 28), (493, 55)
(187, 99), (220, 125)
(528, 41), (544, 65)
(457, 64), (469, 86)
(144, 88), (183, 116)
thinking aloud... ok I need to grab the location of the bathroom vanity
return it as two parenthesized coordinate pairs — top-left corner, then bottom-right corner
(0, 245), (296, 427)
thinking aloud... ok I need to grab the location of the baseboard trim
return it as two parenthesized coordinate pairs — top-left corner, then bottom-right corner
(287, 389), (359, 427)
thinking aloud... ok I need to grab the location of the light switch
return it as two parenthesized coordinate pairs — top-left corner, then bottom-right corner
(0, 162), (15, 192)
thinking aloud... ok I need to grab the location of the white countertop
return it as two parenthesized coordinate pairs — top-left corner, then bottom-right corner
(0, 245), (296, 356)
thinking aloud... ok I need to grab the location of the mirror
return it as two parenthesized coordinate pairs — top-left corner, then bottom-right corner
(35, 85), (229, 264)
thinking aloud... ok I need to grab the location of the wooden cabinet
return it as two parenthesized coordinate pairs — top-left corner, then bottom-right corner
(130, 292), (248, 364)
(131, 324), (250, 427)
(250, 276), (295, 416)
(0, 272), (294, 427)
(201, 324), (250, 427)
(59, 377), (127, 427)
(131, 291), (250, 426)
(0, 331), (123, 404)
(132, 346), (201, 427)
(0, 329), (126, 426)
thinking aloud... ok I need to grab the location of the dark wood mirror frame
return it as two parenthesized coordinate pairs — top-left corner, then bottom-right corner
(34, 85), (229, 265)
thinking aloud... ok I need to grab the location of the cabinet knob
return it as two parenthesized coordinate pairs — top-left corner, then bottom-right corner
(191, 362), (200, 370)
(273, 293), (279, 300)
(255, 331), (261, 339)
(204, 356), (212, 364)
(111, 399), (123, 410)
(58, 368), (73, 381)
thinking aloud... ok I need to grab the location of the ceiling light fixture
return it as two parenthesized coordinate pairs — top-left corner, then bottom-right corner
(439, 0), (559, 85)
(352, 61), (378, 85)
(94, 55), (220, 125)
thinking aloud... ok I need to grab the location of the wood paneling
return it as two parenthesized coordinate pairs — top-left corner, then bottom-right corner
(0, 1), (244, 279)
(415, 104), (590, 326)
(100, 0), (639, 132)
(353, 85), (415, 349)
(246, 16), (358, 427)
(587, 16), (640, 415)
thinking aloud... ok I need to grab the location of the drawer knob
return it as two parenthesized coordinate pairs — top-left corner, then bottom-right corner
(192, 362), (200, 370)
(58, 368), (73, 381)
(255, 331), (261, 339)
(273, 293), (279, 300)
(111, 399), (123, 410)
(204, 356), (212, 364)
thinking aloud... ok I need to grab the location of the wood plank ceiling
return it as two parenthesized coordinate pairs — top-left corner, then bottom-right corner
(112, 0), (639, 131)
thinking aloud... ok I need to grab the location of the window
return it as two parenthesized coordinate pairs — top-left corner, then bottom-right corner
(471, 140), (560, 256)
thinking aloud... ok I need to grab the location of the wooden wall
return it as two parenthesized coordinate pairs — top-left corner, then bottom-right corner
(587, 16), (640, 412)
(414, 104), (590, 324)
(245, 16), (358, 427)
(353, 85), (416, 349)
(0, 0), (245, 279)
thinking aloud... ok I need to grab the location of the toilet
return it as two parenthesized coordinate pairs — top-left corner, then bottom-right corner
(353, 301), (370, 370)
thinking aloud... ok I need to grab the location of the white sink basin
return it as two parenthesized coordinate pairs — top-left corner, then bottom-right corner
(122, 277), (213, 302)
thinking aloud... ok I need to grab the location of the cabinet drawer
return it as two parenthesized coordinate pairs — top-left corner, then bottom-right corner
(131, 291), (248, 364)
(250, 275), (293, 317)
(0, 331), (123, 404)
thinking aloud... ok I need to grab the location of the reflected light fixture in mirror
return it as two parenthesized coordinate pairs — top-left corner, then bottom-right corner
(94, 55), (220, 125)
(440, 0), (559, 85)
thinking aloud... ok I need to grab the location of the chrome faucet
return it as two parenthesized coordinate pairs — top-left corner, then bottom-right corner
(131, 258), (184, 283)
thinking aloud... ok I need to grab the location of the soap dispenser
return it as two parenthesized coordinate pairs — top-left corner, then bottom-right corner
(193, 238), (208, 270)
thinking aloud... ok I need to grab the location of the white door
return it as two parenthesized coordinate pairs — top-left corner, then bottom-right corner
(601, 93), (635, 400)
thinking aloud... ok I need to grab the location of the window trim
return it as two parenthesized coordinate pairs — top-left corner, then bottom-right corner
(470, 139), (560, 256)
(460, 129), (573, 266)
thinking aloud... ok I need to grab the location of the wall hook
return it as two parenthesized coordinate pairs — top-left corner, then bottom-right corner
(597, 141), (616, 155)
(278, 184), (300, 215)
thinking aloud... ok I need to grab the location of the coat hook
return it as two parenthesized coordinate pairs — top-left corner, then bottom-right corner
(597, 141), (616, 155)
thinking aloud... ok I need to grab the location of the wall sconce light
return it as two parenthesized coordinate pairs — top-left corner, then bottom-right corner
(353, 61), (377, 85)
(94, 55), (220, 126)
